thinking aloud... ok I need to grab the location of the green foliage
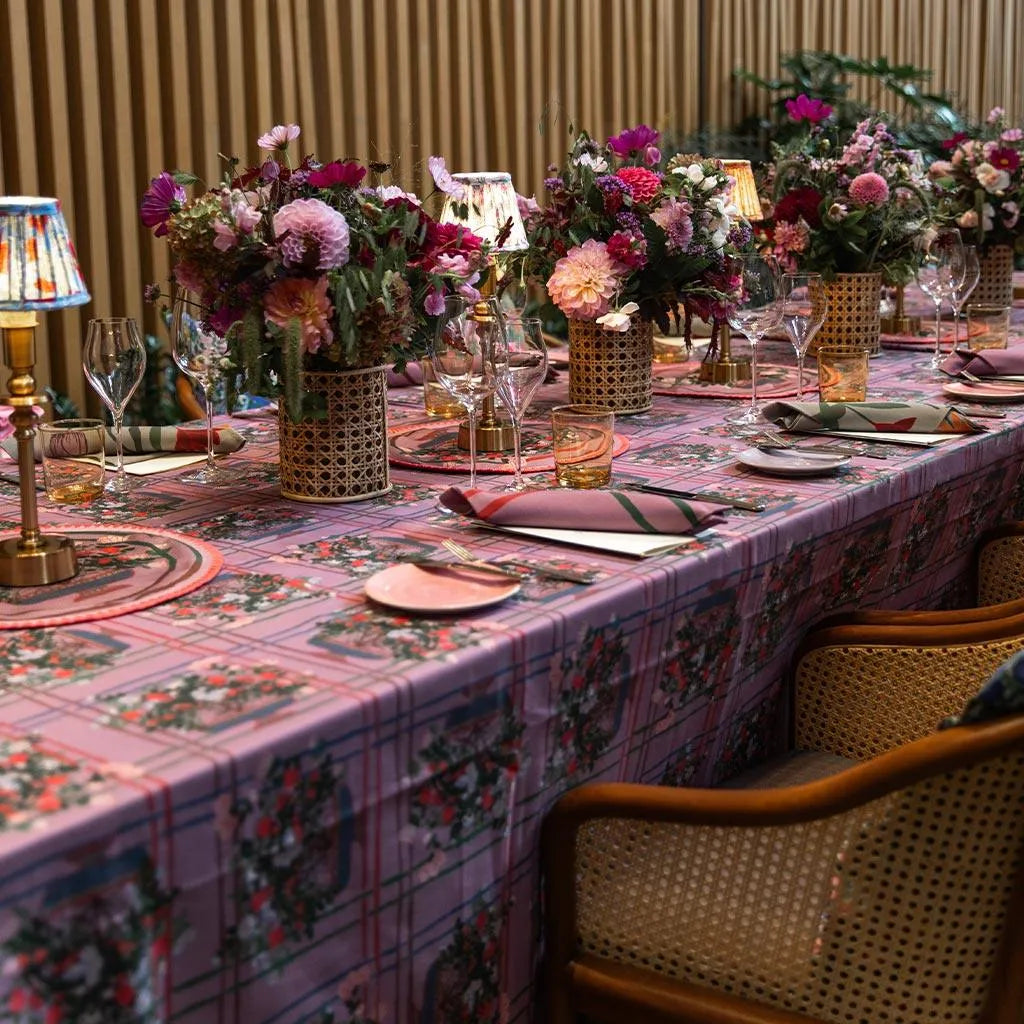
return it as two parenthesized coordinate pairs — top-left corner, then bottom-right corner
(733, 50), (966, 162)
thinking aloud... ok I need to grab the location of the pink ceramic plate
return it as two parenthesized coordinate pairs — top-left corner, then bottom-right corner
(363, 563), (520, 613)
(942, 380), (1024, 403)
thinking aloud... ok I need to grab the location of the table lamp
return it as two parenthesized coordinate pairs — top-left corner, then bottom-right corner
(698, 159), (763, 384)
(0, 197), (90, 585)
(441, 171), (528, 452)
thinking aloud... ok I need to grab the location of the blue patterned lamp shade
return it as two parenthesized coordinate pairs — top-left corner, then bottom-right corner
(441, 172), (529, 253)
(0, 196), (90, 310)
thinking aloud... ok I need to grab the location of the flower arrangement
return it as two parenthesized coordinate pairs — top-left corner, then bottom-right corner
(141, 124), (487, 411)
(514, 123), (748, 337)
(928, 106), (1024, 255)
(764, 97), (933, 283)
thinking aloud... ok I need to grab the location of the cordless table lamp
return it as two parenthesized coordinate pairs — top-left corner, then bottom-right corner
(441, 172), (528, 452)
(0, 196), (90, 585)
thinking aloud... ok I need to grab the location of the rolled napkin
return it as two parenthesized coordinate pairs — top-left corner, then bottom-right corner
(2, 425), (247, 462)
(439, 486), (725, 534)
(940, 348), (1024, 378)
(761, 400), (984, 435)
(387, 362), (424, 387)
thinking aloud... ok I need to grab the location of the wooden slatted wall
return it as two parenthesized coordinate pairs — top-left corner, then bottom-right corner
(0, 0), (1020, 411)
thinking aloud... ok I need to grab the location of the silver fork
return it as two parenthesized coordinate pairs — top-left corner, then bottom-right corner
(442, 538), (596, 585)
(752, 428), (875, 459)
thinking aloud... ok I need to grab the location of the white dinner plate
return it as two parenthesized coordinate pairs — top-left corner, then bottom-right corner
(737, 447), (850, 477)
(942, 381), (1024, 403)
(363, 563), (520, 613)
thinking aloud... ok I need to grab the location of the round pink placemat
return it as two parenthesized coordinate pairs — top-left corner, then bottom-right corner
(388, 422), (630, 474)
(0, 525), (223, 629)
(652, 361), (817, 399)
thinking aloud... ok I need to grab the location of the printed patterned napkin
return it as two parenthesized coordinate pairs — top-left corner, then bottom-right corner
(387, 362), (424, 387)
(440, 486), (725, 534)
(940, 349), (1024, 378)
(761, 401), (983, 434)
(3, 425), (247, 462)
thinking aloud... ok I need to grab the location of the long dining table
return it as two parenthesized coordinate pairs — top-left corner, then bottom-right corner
(1, 321), (1024, 1024)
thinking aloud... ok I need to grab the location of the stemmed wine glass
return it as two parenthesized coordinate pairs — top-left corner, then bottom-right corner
(488, 315), (548, 490)
(781, 272), (827, 397)
(917, 228), (966, 369)
(725, 253), (783, 429)
(171, 293), (237, 485)
(949, 244), (980, 351)
(82, 317), (146, 494)
(429, 294), (498, 488)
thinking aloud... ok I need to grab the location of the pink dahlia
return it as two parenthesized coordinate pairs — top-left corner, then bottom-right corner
(274, 198), (350, 269)
(848, 172), (889, 207)
(264, 276), (334, 354)
(650, 198), (694, 253)
(546, 239), (624, 320)
(615, 166), (662, 205)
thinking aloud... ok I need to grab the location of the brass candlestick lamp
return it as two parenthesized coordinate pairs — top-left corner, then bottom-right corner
(879, 282), (921, 335)
(440, 171), (528, 453)
(699, 159), (764, 384)
(0, 197), (90, 586)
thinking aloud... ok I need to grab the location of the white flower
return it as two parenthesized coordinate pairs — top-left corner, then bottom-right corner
(595, 301), (639, 331)
(575, 152), (608, 173)
(975, 162), (1011, 192)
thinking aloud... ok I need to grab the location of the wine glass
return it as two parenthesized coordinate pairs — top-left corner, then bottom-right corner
(171, 294), (237, 485)
(82, 318), (146, 494)
(917, 228), (966, 370)
(725, 253), (783, 429)
(429, 294), (498, 488)
(488, 315), (548, 490)
(949, 244), (980, 351)
(781, 272), (827, 397)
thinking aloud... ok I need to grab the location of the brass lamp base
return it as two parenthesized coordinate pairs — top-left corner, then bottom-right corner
(698, 357), (752, 384)
(0, 534), (78, 586)
(457, 414), (516, 452)
(879, 314), (921, 335)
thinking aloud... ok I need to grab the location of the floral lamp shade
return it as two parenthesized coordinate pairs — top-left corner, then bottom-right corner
(0, 196), (90, 310)
(720, 160), (763, 223)
(441, 172), (528, 253)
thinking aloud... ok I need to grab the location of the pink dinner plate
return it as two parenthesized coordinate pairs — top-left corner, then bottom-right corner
(363, 563), (520, 613)
(942, 381), (1024, 403)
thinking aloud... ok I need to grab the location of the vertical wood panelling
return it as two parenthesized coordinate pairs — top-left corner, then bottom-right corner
(1, 0), (1021, 409)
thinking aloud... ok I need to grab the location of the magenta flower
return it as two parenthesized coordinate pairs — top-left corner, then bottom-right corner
(140, 172), (185, 237)
(274, 198), (350, 269)
(848, 172), (890, 207)
(308, 160), (367, 188)
(784, 94), (833, 124)
(607, 124), (660, 158)
(257, 124), (300, 152)
(942, 131), (969, 152)
(989, 147), (1021, 173)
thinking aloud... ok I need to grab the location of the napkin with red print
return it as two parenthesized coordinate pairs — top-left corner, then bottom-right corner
(761, 400), (984, 435)
(940, 349), (1024, 378)
(439, 486), (725, 534)
(3, 425), (247, 462)
(386, 362), (424, 387)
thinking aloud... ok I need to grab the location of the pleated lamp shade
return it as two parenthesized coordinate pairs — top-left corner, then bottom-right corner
(720, 160), (764, 223)
(440, 172), (528, 253)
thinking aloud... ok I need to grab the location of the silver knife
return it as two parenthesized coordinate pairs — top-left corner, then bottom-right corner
(405, 557), (595, 585)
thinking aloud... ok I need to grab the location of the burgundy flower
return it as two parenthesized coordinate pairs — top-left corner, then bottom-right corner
(140, 172), (185, 237)
(607, 124), (660, 158)
(308, 160), (367, 188)
(942, 131), (969, 152)
(784, 94), (833, 124)
(989, 146), (1021, 173)
(773, 186), (823, 228)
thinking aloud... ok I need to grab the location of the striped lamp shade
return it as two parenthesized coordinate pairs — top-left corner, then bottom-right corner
(0, 196), (90, 310)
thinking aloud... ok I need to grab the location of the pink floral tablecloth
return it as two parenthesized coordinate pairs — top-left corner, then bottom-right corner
(2, 333), (1024, 1023)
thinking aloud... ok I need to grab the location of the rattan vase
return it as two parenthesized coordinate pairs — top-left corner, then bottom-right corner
(973, 244), (1015, 307)
(277, 365), (391, 503)
(568, 317), (653, 414)
(812, 272), (883, 356)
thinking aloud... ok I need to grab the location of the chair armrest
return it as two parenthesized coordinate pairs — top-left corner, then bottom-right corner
(791, 611), (1024, 758)
(976, 522), (1024, 605)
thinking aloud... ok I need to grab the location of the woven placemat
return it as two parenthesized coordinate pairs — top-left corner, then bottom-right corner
(0, 525), (223, 629)
(651, 361), (817, 399)
(388, 421), (630, 474)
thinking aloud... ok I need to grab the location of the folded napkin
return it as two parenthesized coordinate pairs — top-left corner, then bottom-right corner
(2, 425), (247, 462)
(940, 348), (1024, 378)
(439, 486), (724, 534)
(761, 400), (983, 435)
(387, 362), (424, 387)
